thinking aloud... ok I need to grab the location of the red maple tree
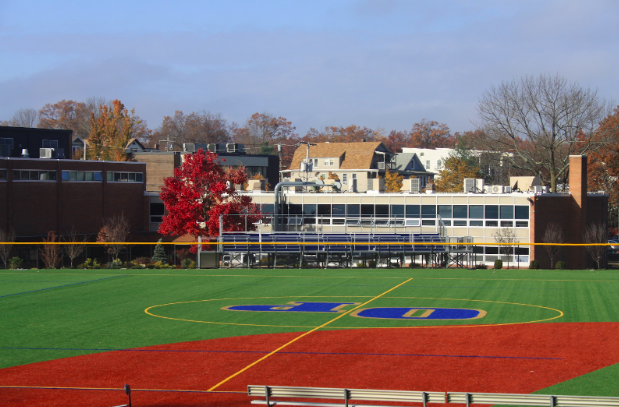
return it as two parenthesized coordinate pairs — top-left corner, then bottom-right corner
(158, 149), (261, 252)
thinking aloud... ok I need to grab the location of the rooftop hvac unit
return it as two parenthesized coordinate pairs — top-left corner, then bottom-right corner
(533, 185), (544, 193)
(226, 143), (238, 153)
(40, 148), (53, 159)
(464, 178), (477, 193)
(503, 186), (512, 193)
(410, 178), (420, 193)
(183, 143), (196, 153)
(377, 162), (386, 170)
(490, 185), (503, 194)
(207, 144), (218, 153)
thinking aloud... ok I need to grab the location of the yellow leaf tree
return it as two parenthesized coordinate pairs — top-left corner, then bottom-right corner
(434, 155), (483, 192)
(87, 100), (141, 161)
(384, 168), (404, 192)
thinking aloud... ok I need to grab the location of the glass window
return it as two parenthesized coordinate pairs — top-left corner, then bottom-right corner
(129, 173), (136, 182)
(438, 205), (452, 218)
(421, 205), (436, 218)
(77, 171), (85, 181)
(332, 204), (345, 217)
(120, 173), (128, 182)
(288, 203), (302, 215)
(406, 205), (420, 218)
(347, 204), (360, 217)
(485, 247), (499, 254)
(515, 205), (529, 219)
(469, 205), (483, 219)
(485, 220), (499, 227)
(500, 205), (514, 219)
(318, 204), (331, 215)
(94, 172), (103, 181)
(136, 173), (143, 182)
(12, 170), (20, 180)
(453, 205), (467, 218)
(453, 220), (467, 226)
(69, 171), (77, 181)
(49, 171), (57, 181)
(442, 220), (451, 226)
(39, 171), (48, 181)
(150, 202), (165, 216)
(342, 174), (348, 185)
(473, 246), (484, 254)
(422, 219), (435, 226)
(485, 205), (499, 219)
(501, 221), (514, 227)
(303, 204), (316, 216)
(376, 204), (389, 218)
(516, 247), (530, 255)
(62, 171), (70, 181)
(361, 204), (374, 217)
(85, 172), (94, 181)
(107, 172), (113, 181)
(470, 220), (483, 226)
(27, 171), (37, 180)
(391, 205), (404, 218)
(262, 204), (274, 214)
(0, 169), (6, 181)
(516, 221), (528, 228)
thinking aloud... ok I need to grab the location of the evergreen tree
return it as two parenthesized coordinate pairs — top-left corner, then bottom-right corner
(151, 239), (167, 263)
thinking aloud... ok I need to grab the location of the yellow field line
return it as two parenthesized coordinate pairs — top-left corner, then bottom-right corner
(206, 277), (413, 391)
(1, 241), (616, 246)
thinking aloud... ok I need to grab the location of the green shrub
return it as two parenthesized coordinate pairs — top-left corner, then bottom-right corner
(9, 257), (23, 269)
(151, 239), (167, 263)
(494, 259), (503, 270)
(529, 260), (540, 269)
(555, 261), (567, 269)
(181, 258), (196, 269)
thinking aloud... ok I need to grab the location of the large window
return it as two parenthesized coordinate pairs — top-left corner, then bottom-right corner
(107, 172), (144, 183)
(361, 204), (374, 217)
(150, 202), (165, 223)
(376, 204), (389, 218)
(406, 205), (420, 218)
(438, 205), (452, 219)
(62, 171), (103, 182)
(391, 205), (404, 218)
(421, 205), (436, 218)
(332, 204), (346, 217)
(12, 169), (57, 181)
(515, 206), (529, 219)
(485, 205), (499, 219)
(347, 204), (360, 217)
(42, 139), (59, 149)
(0, 169), (6, 180)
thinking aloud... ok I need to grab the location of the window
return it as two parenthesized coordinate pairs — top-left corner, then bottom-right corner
(42, 139), (59, 149)
(470, 220), (483, 226)
(361, 204), (374, 217)
(406, 205), (420, 218)
(0, 138), (13, 157)
(62, 171), (102, 182)
(515, 206), (529, 219)
(391, 205), (404, 218)
(332, 204), (346, 217)
(106, 171), (144, 183)
(313, 158), (318, 167)
(13, 169), (57, 181)
(485, 205), (499, 219)
(500, 205), (514, 219)
(0, 169), (6, 181)
(342, 174), (348, 185)
(426, 160), (431, 169)
(437, 160), (442, 168)
(501, 221), (514, 227)
(453, 205), (467, 218)
(376, 204), (389, 218)
(516, 221), (528, 228)
(262, 204), (275, 214)
(453, 220), (467, 226)
(438, 205), (452, 219)
(469, 205), (483, 219)
(318, 204), (331, 216)
(485, 247), (499, 254)
(421, 205), (436, 218)
(346, 204), (360, 217)
(323, 158), (334, 166)
(352, 173), (357, 179)
(485, 220), (499, 227)
(150, 202), (165, 223)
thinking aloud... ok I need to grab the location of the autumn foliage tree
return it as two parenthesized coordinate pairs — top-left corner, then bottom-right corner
(159, 149), (261, 252)
(151, 110), (231, 148)
(407, 120), (455, 149)
(87, 100), (144, 161)
(384, 169), (404, 192)
(435, 147), (483, 192)
(233, 113), (298, 155)
(588, 106), (619, 213)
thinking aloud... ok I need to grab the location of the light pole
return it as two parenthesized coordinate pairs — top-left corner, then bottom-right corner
(297, 141), (317, 182)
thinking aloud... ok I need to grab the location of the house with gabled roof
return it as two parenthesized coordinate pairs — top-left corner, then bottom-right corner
(281, 141), (433, 192)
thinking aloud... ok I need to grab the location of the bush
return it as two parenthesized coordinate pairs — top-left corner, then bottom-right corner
(494, 259), (503, 270)
(133, 257), (151, 266)
(78, 258), (101, 269)
(555, 261), (567, 269)
(9, 257), (23, 269)
(529, 260), (540, 269)
(151, 239), (167, 263)
(475, 264), (488, 269)
(181, 258), (196, 269)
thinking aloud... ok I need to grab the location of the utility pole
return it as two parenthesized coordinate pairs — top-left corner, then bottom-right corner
(298, 141), (316, 182)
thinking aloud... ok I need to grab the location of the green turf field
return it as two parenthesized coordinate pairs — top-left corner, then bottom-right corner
(1, 267), (619, 395)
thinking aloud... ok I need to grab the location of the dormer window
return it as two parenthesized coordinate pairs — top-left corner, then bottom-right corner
(324, 159), (334, 166)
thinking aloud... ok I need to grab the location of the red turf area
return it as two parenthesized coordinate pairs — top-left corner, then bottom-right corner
(1, 322), (619, 407)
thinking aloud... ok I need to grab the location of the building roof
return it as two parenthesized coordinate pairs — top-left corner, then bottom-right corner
(289, 142), (385, 170)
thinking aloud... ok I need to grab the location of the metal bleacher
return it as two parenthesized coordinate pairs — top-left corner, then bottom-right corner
(219, 232), (450, 268)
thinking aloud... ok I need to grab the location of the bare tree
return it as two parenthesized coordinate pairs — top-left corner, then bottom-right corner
(63, 228), (88, 267)
(583, 223), (607, 269)
(9, 108), (38, 127)
(543, 223), (565, 269)
(97, 214), (130, 262)
(40, 231), (62, 269)
(477, 74), (613, 192)
(0, 227), (16, 269)
(494, 227), (517, 269)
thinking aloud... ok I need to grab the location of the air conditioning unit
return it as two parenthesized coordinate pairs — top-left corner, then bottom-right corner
(183, 143), (196, 153)
(377, 162), (386, 170)
(503, 186), (512, 193)
(410, 178), (420, 193)
(40, 148), (53, 159)
(226, 143), (238, 153)
(207, 144), (218, 153)
(533, 185), (544, 194)
(464, 178), (477, 193)
(490, 185), (503, 194)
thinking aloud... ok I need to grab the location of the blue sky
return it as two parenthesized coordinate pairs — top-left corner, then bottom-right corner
(0, 0), (617, 135)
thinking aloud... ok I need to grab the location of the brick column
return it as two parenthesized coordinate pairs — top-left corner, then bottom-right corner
(568, 155), (588, 269)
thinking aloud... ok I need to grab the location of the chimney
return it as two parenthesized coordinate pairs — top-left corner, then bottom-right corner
(568, 155), (588, 269)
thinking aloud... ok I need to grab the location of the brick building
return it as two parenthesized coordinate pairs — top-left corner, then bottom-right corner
(0, 126), (73, 159)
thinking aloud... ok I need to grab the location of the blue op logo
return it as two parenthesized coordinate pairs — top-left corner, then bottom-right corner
(350, 307), (486, 320)
(222, 302), (359, 313)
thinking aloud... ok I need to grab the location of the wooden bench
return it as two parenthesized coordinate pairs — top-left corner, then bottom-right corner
(248, 385), (445, 407)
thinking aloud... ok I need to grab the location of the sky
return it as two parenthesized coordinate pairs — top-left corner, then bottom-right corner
(0, 0), (617, 136)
